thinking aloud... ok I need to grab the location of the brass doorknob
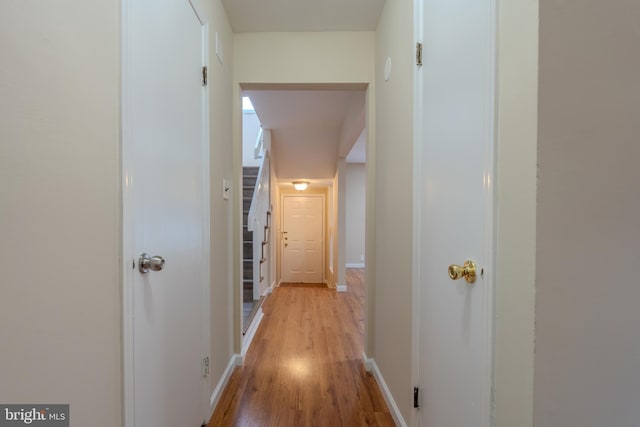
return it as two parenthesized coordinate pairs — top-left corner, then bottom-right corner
(448, 260), (477, 283)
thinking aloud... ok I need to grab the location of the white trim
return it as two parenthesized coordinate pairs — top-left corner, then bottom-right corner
(482, 1), (498, 424)
(121, 2), (210, 425)
(187, 0), (206, 25)
(362, 353), (408, 427)
(345, 263), (365, 269)
(325, 279), (338, 290)
(121, 2), (135, 425)
(411, 0), (497, 425)
(362, 352), (374, 372)
(199, 21), (211, 424)
(280, 194), (326, 284)
(264, 282), (274, 295)
(208, 354), (242, 416)
(336, 284), (347, 292)
(242, 307), (264, 357)
(411, 2), (424, 427)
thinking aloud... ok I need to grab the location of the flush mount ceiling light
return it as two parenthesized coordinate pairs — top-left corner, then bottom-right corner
(292, 181), (309, 191)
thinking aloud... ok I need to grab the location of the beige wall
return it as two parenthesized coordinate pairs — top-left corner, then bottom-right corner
(0, 0), (235, 424)
(493, 0), (538, 426)
(201, 0), (236, 410)
(535, 1), (640, 426)
(374, 0), (414, 421)
(234, 32), (375, 85)
(346, 164), (366, 265)
(0, 0), (122, 424)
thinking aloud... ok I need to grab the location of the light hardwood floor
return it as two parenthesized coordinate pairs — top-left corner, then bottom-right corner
(208, 269), (395, 427)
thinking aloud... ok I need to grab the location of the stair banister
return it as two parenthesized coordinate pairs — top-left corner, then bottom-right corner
(247, 152), (271, 298)
(254, 127), (264, 160)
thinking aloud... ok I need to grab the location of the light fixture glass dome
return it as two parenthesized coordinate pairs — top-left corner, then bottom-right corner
(292, 181), (309, 191)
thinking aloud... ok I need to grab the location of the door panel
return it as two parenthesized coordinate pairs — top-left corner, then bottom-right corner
(417, 0), (495, 425)
(282, 195), (324, 283)
(126, 0), (205, 426)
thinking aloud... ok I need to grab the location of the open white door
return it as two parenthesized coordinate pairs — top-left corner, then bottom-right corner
(415, 0), (495, 425)
(123, 0), (209, 426)
(281, 195), (324, 284)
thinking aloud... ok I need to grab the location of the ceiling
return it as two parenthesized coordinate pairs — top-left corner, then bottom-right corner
(222, 0), (386, 33)
(245, 89), (366, 180)
(231, 1), (378, 183)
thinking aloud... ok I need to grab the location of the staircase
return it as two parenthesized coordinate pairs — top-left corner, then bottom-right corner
(243, 167), (259, 302)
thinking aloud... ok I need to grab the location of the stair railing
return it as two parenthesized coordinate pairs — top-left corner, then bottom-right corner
(254, 127), (264, 160)
(247, 152), (270, 298)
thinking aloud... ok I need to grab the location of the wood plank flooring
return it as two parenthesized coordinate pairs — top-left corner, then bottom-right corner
(208, 269), (395, 427)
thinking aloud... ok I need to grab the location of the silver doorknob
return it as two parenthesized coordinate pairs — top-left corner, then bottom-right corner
(138, 253), (165, 273)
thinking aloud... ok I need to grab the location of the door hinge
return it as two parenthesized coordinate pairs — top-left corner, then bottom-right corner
(202, 66), (208, 87)
(414, 386), (420, 408)
(416, 43), (423, 67)
(202, 356), (209, 377)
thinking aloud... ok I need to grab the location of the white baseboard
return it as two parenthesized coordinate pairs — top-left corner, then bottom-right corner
(336, 284), (347, 292)
(262, 283), (273, 296)
(346, 263), (365, 268)
(208, 353), (242, 414)
(362, 351), (374, 372)
(325, 278), (338, 289)
(242, 307), (263, 357)
(362, 353), (408, 427)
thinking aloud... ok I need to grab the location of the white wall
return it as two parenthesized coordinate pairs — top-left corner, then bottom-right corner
(0, 0), (121, 424)
(0, 1), (236, 424)
(242, 111), (261, 167)
(338, 93), (367, 157)
(345, 164), (366, 266)
(375, 0), (415, 420)
(328, 177), (338, 287)
(535, 2), (640, 426)
(336, 159), (347, 288)
(269, 146), (279, 290)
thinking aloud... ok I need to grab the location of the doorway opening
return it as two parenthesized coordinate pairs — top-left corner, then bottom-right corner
(239, 84), (368, 338)
(241, 96), (269, 333)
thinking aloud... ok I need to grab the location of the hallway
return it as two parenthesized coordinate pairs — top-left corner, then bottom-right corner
(208, 269), (394, 426)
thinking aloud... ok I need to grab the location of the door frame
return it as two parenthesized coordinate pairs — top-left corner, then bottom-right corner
(411, 0), (497, 424)
(121, 0), (210, 425)
(280, 193), (326, 284)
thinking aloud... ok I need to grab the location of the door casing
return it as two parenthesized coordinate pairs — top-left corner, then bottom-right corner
(411, 0), (496, 424)
(280, 193), (326, 284)
(121, 0), (211, 425)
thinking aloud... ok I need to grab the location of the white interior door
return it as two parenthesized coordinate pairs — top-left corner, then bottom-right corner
(123, 0), (207, 426)
(416, 0), (495, 425)
(282, 195), (324, 284)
